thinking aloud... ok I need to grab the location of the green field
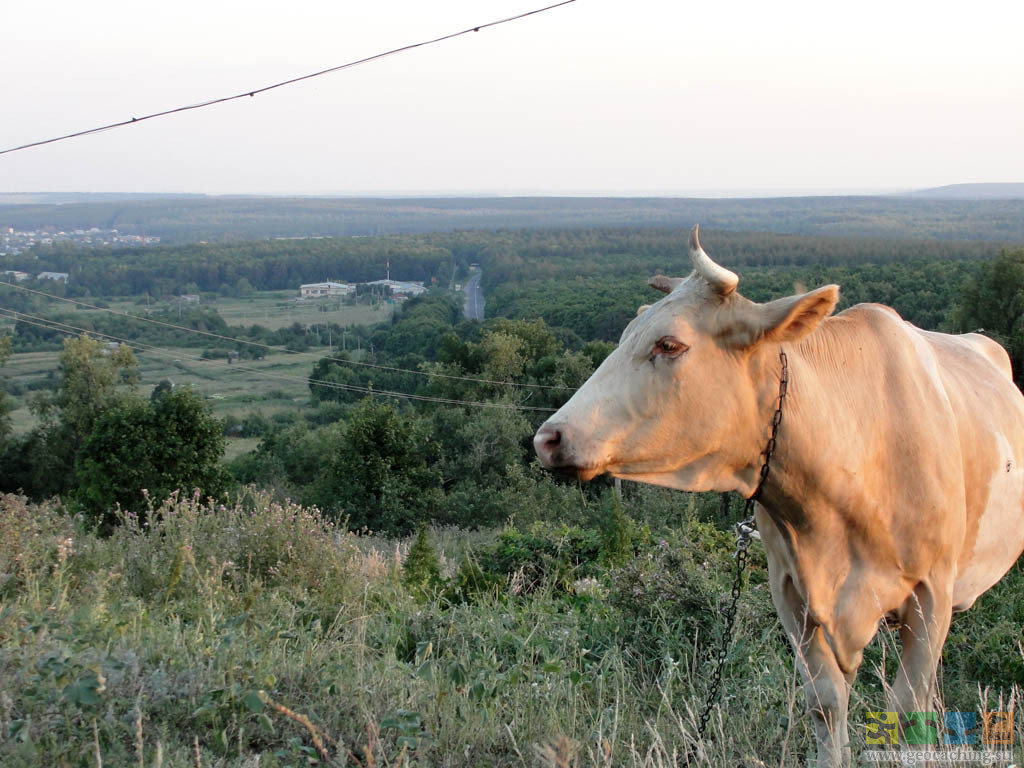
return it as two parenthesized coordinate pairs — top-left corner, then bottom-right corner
(9, 290), (396, 332)
(2, 345), (330, 435)
(0, 289), (400, 435)
(182, 292), (395, 331)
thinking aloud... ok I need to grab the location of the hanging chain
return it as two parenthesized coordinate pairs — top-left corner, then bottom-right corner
(692, 349), (789, 747)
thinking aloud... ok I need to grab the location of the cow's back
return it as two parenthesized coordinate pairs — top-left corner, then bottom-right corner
(916, 325), (1024, 610)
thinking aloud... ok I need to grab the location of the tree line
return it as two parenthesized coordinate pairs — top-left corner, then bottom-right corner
(3, 194), (1024, 242)
(3, 227), (1007, 301)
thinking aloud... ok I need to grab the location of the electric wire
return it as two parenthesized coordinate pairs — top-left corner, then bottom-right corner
(0, 0), (576, 157)
(0, 308), (559, 412)
(0, 281), (578, 391)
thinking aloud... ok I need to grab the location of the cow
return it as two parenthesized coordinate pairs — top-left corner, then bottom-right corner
(533, 226), (1024, 766)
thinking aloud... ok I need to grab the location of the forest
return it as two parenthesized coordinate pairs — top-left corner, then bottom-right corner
(4, 225), (1023, 529)
(1, 223), (1023, 766)
(3, 194), (1024, 242)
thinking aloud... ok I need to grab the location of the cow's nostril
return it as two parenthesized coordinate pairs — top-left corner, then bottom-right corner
(533, 424), (565, 467)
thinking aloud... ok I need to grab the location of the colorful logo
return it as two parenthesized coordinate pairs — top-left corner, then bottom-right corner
(863, 710), (1014, 747)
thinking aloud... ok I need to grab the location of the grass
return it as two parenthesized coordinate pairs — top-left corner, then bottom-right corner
(1, 492), (1020, 767)
(203, 293), (395, 332)
(224, 437), (261, 462)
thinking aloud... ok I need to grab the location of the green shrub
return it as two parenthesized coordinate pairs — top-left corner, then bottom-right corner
(402, 525), (442, 598)
(477, 521), (603, 592)
(74, 388), (227, 529)
(599, 492), (638, 567)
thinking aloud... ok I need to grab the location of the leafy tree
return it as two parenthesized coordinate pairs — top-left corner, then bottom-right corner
(486, 317), (559, 362)
(308, 398), (443, 535)
(74, 388), (227, 527)
(150, 378), (175, 402)
(477, 331), (525, 383)
(40, 335), (137, 449)
(233, 277), (255, 297)
(956, 249), (1024, 383)
(1, 335), (138, 498)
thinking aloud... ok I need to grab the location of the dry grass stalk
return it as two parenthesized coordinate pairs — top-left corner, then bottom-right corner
(92, 718), (102, 768)
(193, 734), (201, 768)
(258, 691), (334, 764)
(134, 707), (144, 768)
(533, 735), (578, 768)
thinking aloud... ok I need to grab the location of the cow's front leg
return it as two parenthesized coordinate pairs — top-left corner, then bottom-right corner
(771, 572), (856, 767)
(891, 577), (954, 740)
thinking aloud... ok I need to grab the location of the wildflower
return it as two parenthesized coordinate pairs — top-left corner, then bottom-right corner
(57, 537), (73, 564)
(573, 577), (605, 598)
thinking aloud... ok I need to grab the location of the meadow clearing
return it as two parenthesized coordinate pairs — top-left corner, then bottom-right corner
(1, 490), (1021, 767)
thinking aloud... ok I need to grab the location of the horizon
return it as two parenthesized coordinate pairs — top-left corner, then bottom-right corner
(5, 182), (1023, 203)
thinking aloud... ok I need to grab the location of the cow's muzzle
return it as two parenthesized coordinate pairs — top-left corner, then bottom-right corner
(534, 422), (603, 480)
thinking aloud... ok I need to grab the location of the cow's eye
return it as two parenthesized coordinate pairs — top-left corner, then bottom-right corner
(653, 337), (688, 358)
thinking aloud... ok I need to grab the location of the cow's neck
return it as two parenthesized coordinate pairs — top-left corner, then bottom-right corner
(742, 334), (859, 528)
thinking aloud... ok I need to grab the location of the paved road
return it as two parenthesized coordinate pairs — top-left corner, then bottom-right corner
(464, 270), (484, 321)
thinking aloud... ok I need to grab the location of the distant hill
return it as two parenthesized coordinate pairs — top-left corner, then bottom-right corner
(900, 183), (1024, 200)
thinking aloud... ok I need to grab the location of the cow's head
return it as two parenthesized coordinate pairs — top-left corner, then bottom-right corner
(534, 226), (839, 496)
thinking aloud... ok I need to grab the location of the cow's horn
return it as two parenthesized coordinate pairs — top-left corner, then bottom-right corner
(690, 224), (738, 296)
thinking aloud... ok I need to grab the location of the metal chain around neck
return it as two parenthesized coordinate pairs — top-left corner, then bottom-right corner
(691, 349), (789, 751)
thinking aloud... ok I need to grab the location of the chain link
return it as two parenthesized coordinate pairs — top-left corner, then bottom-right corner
(691, 349), (789, 751)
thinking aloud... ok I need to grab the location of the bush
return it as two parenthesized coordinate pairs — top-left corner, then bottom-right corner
(307, 398), (443, 535)
(402, 526), (442, 598)
(477, 522), (603, 592)
(74, 388), (227, 528)
(96, 489), (361, 610)
(607, 518), (774, 678)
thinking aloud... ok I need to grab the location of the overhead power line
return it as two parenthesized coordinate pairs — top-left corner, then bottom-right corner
(0, 281), (577, 391)
(0, 0), (576, 157)
(0, 308), (558, 413)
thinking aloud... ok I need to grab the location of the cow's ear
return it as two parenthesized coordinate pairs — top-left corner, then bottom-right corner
(720, 285), (839, 347)
(759, 285), (840, 343)
(636, 304), (651, 317)
(649, 275), (683, 294)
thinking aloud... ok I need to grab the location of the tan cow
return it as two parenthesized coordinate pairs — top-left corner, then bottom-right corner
(534, 226), (1024, 767)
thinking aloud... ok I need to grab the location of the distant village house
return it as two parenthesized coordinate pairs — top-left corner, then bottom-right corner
(37, 271), (69, 282)
(365, 279), (427, 297)
(2, 270), (29, 282)
(299, 281), (355, 298)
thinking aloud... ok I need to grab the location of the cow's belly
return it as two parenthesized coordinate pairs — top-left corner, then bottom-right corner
(952, 435), (1024, 611)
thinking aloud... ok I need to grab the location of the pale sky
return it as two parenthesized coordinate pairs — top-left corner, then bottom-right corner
(2, 0), (1022, 196)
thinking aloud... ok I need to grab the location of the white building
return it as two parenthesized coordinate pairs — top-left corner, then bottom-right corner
(2, 270), (29, 282)
(300, 281), (354, 298)
(365, 279), (427, 296)
(37, 271), (69, 282)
